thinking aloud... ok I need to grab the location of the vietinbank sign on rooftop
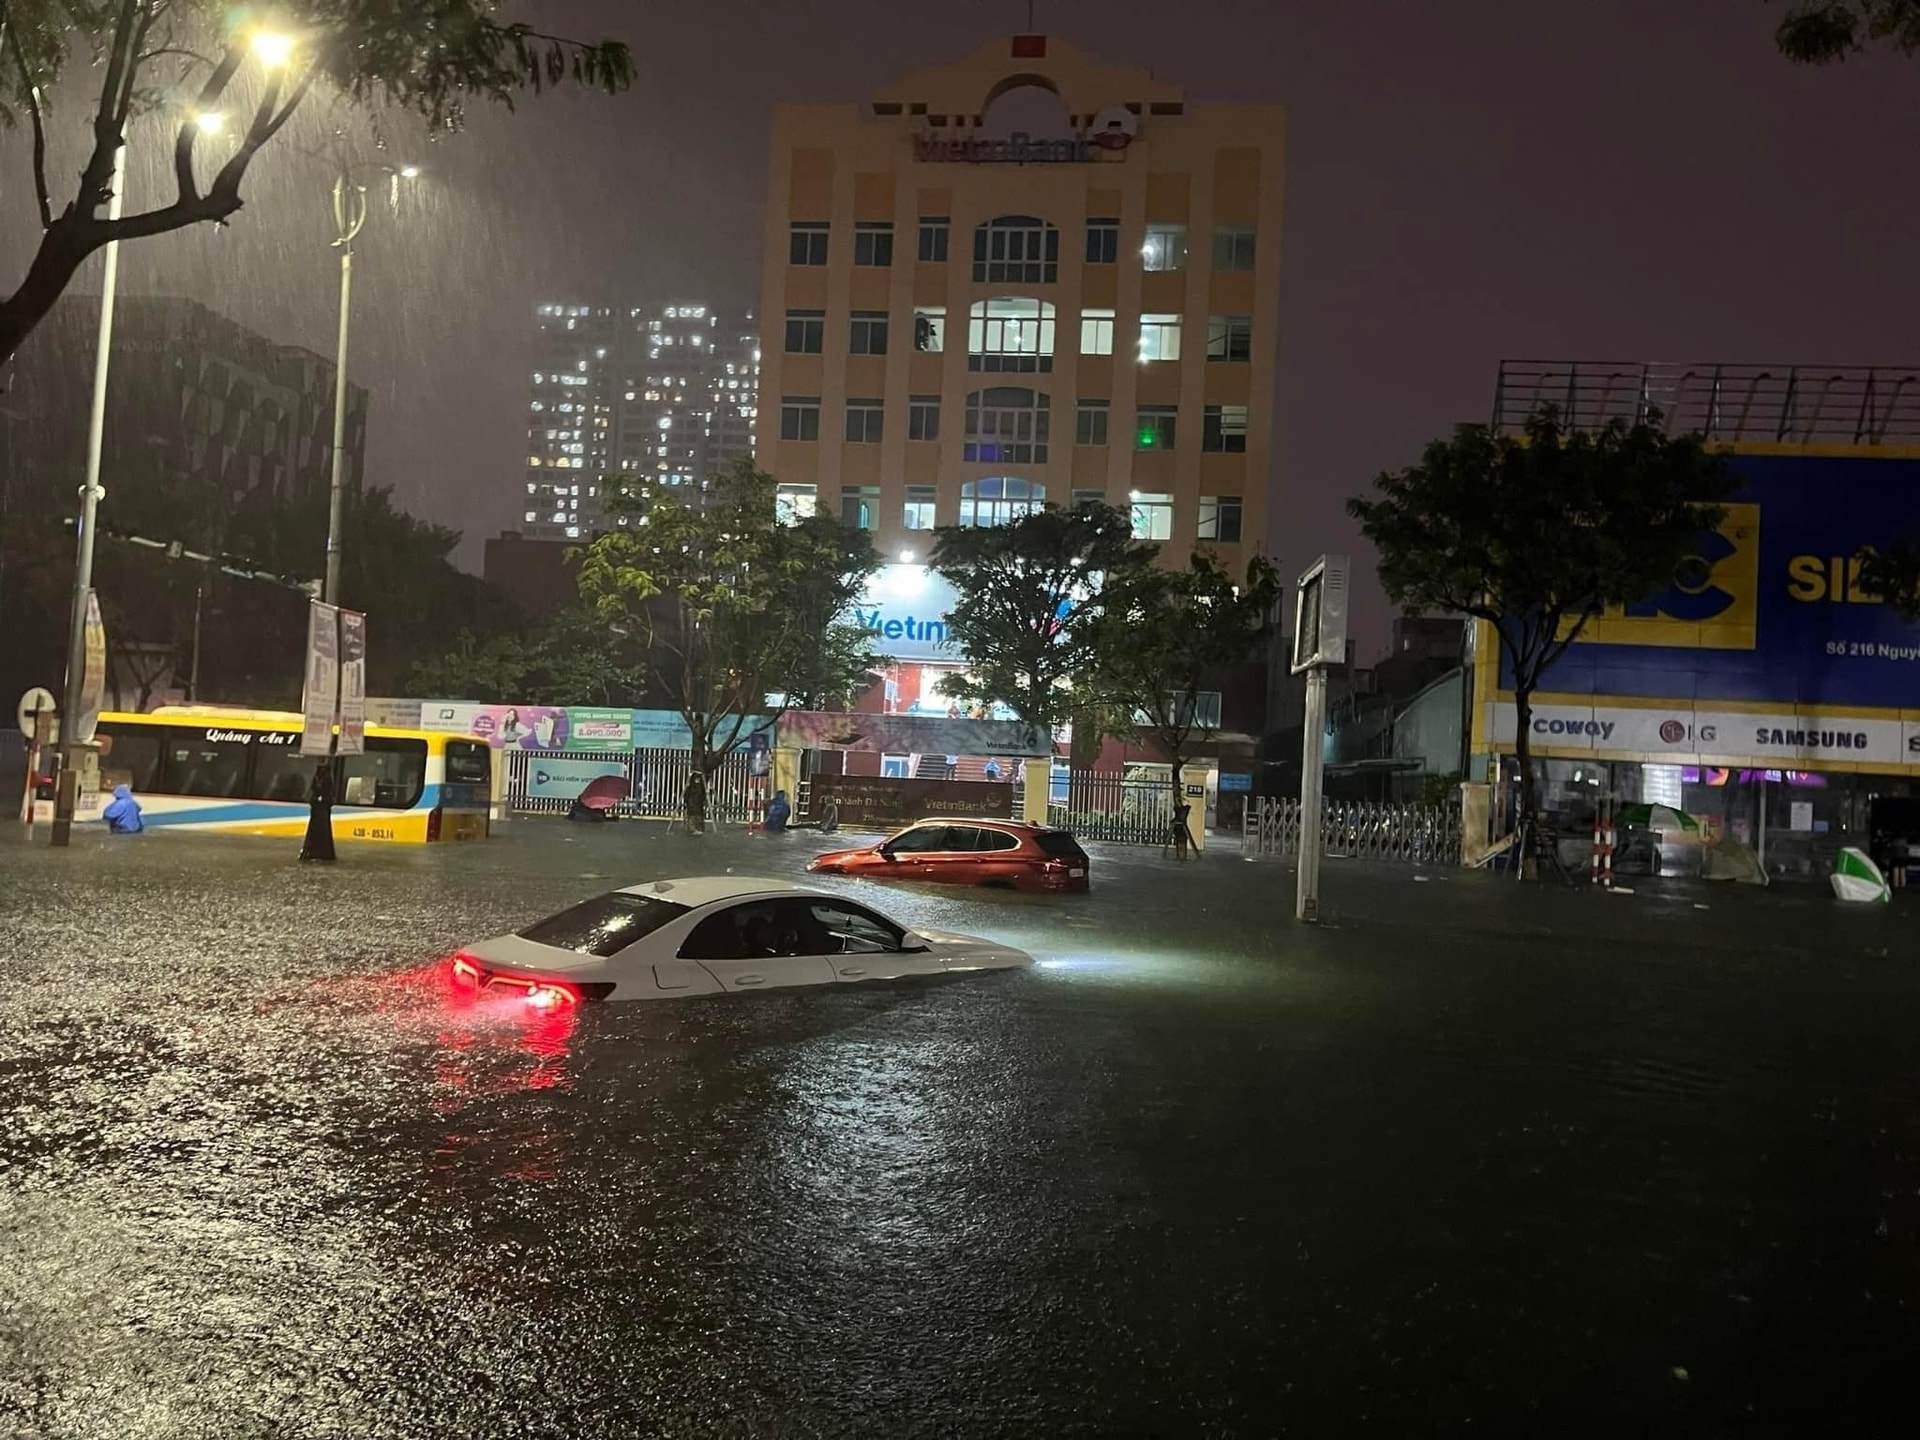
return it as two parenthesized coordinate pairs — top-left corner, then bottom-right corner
(852, 564), (959, 661)
(911, 107), (1136, 164)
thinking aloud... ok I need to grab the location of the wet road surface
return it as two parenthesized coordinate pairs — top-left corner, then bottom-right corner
(2, 821), (1917, 1437)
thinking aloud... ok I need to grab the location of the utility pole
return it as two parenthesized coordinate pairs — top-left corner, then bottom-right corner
(323, 168), (369, 607)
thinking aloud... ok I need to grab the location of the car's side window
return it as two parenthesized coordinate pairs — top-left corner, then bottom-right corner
(979, 828), (1020, 852)
(805, 900), (904, 953)
(937, 826), (981, 852)
(888, 825), (942, 854)
(679, 902), (799, 961)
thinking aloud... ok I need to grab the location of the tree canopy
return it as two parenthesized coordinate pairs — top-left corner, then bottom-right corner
(0, 0), (633, 362)
(928, 503), (1146, 740)
(1349, 409), (1734, 826)
(1089, 551), (1279, 793)
(1857, 538), (1920, 621)
(1772, 2), (1920, 61)
(574, 461), (879, 783)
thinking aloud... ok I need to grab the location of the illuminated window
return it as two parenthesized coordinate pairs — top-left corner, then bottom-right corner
(963, 387), (1049, 464)
(1203, 405), (1249, 453)
(1130, 491), (1174, 540)
(779, 396), (821, 441)
(1212, 226), (1256, 272)
(845, 398), (884, 443)
(775, 483), (818, 524)
(1207, 314), (1253, 363)
(789, 221), (829, 265)
(967, 297), (1054, 373)
(1142, 224), (1187, 271)
(841, 484), (880, 529)
(912, 306), (946, 352)
(1075, 399), (1109, 447)
(1138, 314), (1182, 363)
(854, 222), (894, 267)
(958, 476), (1046, 527)
(849, 311), (889, 355)
(1086, 217), (1119, 264)
(784, 309), (824, 353)
(1135, 405), (1178, 450)
(972, 215), (1058, 284)
(1197, 496), (1243, 543)
(1080, 308), (1115, 356)
(908, 395), (940, 442)
(904, 485), (937, 530)
(918, 216), (950, 263)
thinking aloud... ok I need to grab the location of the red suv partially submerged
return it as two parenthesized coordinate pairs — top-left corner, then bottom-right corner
(808, 818), (1091, 893)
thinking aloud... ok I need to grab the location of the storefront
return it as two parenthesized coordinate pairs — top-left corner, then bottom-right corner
(1470, 448), (1920, 882)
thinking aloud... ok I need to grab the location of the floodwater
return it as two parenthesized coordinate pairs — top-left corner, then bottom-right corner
(1, 821), (1916, 1436)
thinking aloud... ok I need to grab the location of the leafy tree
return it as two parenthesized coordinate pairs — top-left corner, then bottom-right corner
(407, 605), (647, 705)
(1857, 538), (1920, 621)
(1771, 1), (1920, 61)
(0, 1), (632, 363)
(1090, 551), (1279, 810)
(575, 461), (878, 822)
(929, 503), (1146, 744)
(1348, 409), (1734, 830)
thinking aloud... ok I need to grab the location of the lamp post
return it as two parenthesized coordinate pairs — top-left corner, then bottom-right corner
(48, 142), (126, 848)
(321, 161), (416, 604)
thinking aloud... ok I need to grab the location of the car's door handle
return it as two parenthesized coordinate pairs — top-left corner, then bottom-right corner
(839, 967), (866, 977)
(736, 975), (765, 986)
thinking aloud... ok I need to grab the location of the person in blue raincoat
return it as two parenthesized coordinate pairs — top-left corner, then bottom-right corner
(764, 789), (791, 834)
(102, 783), (144, 834)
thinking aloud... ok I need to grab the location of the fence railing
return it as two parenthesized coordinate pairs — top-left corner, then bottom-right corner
(1048, 770), (1176, 845)
(1244, 797), (1462, 866)
(502, 747), (759, 823)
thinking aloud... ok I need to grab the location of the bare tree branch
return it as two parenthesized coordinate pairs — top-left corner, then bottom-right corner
(9, 39), (52, 228)
(172, 41), (243, 204)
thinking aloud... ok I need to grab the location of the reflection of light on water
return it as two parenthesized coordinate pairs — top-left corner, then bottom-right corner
(1035, 956), (1121, 971)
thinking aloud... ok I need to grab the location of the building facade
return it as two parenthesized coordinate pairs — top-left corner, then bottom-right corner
(753, 33), (1284, 561)
(1473, 359), (1920, 880)
(521, 303), (759, 540)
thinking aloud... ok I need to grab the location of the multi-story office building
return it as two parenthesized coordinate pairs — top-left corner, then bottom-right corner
(521, 303), (759, 540)
(753, 33), (1283, 562)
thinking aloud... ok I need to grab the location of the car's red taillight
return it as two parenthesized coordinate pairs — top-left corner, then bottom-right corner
(426, 805), (444, 842)
(478, 972), (581, 1009)
(450, 952), (483, 985)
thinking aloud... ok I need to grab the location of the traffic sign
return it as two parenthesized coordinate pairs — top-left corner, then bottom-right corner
(15, 686), (56, 735)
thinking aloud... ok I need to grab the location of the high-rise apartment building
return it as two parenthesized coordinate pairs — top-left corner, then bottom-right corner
(754, 34), (1283, 559)
(521, 303), (760, 540)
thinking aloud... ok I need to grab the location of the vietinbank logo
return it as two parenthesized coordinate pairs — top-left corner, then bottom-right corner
(1581, 503), (1761, 651)
(855, 608), (948, 646)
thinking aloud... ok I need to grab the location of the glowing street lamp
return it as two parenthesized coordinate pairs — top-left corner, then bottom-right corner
(194, 111), (226, 135)
(249, 30), (295, 68)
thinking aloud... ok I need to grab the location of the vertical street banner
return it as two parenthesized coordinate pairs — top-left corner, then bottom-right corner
(301, 601), (341, 757)
(337, 609), (367, 756)
(76, 589), (107, 744)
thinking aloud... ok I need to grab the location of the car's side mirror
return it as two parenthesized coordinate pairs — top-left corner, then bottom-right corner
(898, 930), (931, 953)
(877, 843), (895, 859)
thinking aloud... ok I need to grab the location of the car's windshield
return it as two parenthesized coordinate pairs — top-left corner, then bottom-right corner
(517, 893), (689, 956)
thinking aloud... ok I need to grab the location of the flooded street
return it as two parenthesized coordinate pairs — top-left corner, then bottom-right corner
(2, 822), (1917, 1436)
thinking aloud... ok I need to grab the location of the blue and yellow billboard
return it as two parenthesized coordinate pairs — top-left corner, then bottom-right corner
(1475, 451), (1920, 773)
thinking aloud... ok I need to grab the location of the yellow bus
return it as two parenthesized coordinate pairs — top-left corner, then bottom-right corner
(76, 708), (493, 843)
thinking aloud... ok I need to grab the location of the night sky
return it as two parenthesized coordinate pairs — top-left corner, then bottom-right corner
(6, 0), (1919, 652)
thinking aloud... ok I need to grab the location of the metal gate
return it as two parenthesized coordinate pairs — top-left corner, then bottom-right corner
(503, 748), (758, 823)
(1047, 769), (1176, 845)
(1244, 797), (1461, 866)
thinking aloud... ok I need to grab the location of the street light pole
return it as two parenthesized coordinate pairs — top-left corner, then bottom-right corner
(323, 170), (368, 606)
(50, 142), (126, 848)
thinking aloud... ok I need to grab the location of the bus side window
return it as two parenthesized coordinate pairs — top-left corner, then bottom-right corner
(96, 726), (164, 792)
(165, 727), (249, 798)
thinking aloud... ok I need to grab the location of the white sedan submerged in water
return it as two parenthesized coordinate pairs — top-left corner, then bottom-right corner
(449, 876), (1034, 1006)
